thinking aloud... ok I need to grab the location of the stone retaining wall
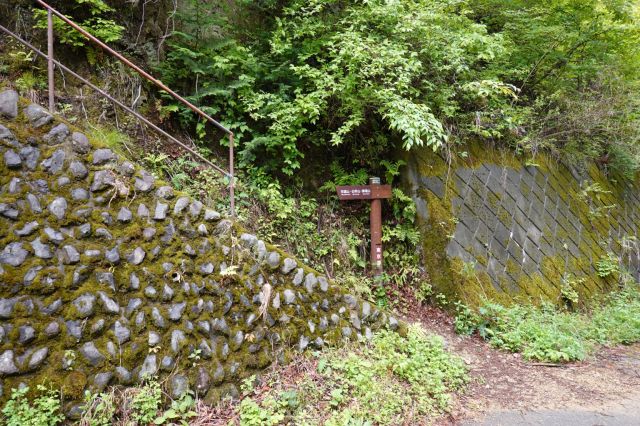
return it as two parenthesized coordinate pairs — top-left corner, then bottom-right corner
(404, 143), (640, 307)
(0, 91), (395, 415)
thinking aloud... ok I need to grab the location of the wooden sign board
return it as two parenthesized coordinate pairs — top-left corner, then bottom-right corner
(336, 182), (392, 276)
(336, 185), (392, 201)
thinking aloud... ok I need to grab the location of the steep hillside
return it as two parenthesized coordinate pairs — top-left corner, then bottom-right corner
(0, 90), (396, 416)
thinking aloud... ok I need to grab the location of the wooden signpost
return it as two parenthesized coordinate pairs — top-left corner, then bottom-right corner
(337, 177), (392, 276)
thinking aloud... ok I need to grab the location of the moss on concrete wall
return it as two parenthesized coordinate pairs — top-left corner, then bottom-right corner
(403, 142), (637, 308)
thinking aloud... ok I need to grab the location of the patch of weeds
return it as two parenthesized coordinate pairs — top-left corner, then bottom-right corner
(129, 379), (162, 424)
(587, 287), (640, 345)
(233, 324), (468, 425)
(560, 273), (583, 307)
(475, 301), (591, 362)
(86, 125), (131, 153)
(1, 385), (64, 426)
(81, 390), (117, 426)
(596, 252), (620, 278)
(414, 281), (434, 305)
(453, 300), (480, 335)
(153, 392), (197, 425)
(455, 285), (640, 362)
(238, 397), (287, 425)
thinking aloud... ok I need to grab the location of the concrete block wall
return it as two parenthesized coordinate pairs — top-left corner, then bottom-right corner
(404, 144), (640, 306)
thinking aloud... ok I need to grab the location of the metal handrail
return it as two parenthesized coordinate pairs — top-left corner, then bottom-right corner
(34, 1), (236, 216)
(0, 25), (226, 176)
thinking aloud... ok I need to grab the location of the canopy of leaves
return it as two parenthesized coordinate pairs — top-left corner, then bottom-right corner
(157, 0), (640, 178)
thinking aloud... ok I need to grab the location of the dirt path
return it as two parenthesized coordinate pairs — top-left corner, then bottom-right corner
(403, 306), (640, 425)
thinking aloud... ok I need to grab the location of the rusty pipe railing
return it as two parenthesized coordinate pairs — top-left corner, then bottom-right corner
(0, 25), (228, 175)
(34, 0), (236, 216)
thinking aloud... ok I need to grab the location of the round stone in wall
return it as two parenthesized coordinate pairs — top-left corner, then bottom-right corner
(92, 148), (116, 165)
(4, 149), (22, 168)
(156, 186), (174, 199)
(69, 160), (88, 179)
(43, 123), (70, 145)
(71, 132), (90, 154)
(0, 242), (28, 266)
(48, 197), (67, 220)
(24, 103), (53, 127)
(0, 90), (19, 119)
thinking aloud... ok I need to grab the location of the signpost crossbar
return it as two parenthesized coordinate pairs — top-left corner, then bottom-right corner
(336, 179), (391, 276)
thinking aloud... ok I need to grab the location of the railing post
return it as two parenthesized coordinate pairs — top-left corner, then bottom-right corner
(47, 9), (55, 113)
(229, 133), (235, 218)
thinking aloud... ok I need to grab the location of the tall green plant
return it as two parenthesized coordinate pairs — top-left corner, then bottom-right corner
(157, 0), (640, 178)
(159, 0), (511, 175)
(33, 0), (123, 56)
(470, 0), (640, 174)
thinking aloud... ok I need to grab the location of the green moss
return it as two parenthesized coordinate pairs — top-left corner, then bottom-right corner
(62, 371), (87, 399)
(409, 138), (639, 308)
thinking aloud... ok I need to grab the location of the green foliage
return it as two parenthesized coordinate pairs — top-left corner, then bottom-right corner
(453, 300), (481, 336)
(130, 379), (162, 424)
(81, 390), (116, 426)
(1, 386), (64, 426)
(579, 182), (617, 219)
(158, 0), (510, 175)
(319, 325), (467, 422)
(5, 49), (36, 74)
(46, 380), (198, 426)
(381, 188), (422, 288)
(414, 281), (434, 305)
(33, 0), (123, 58)
(560, 274), (584, 306)
(153, 392), (197, 425)
(471, 0), (640, 174)
(475, 301), (591, 362)
(15, 71), (46, 94)
(155, 0), (640, 178)
(587, 287), (640, 345)
(238, 397), (287, 426)
(596, 252), (620, 278)
(86, 125), (131, 153)
(237, 325), (467, 425)
(455, 285), (640, 362)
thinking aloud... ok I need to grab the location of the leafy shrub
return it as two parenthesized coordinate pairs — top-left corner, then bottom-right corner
(81, 390), (116, 426)
(587, 288), (640, 345)
(153, 392), (197, 425)
(239, 398), (286, 426)
(158, 0), (509, 175)
(453, 300), (481, 336)
(303, 325), (467, 424)
(596, 252), (620, 278)
(33, 0), (123, 50)
(235, 325), (467, 425)
(154, 0), (640, 179)
(476, 302), (591, 362)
